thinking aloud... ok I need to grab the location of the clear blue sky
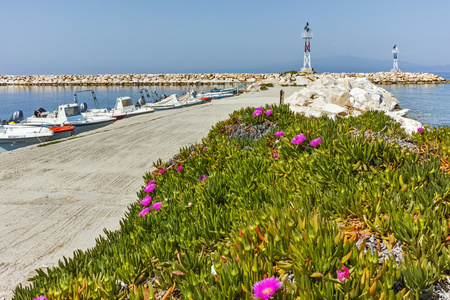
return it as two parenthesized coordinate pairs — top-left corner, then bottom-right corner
(1, 0), (449, 75)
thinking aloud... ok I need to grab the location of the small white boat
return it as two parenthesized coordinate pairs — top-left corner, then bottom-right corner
(197, 91), (234, 99)
(143, 94), (185, 110)
(74, 90), (127, 121)
(0, 120), (54, 153)
(23, 103), (115, 135)
(112, 96), (154, 117)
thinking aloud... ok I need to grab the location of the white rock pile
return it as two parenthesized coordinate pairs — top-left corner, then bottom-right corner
(285, 76), (422, 134)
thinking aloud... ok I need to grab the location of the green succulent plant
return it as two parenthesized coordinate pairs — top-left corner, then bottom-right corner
(13, 105), (450, 300)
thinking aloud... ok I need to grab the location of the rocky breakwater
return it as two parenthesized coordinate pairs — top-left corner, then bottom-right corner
(285, 76), (422, 134)
(324, 71), (448, 84)
(0, 73), (284, 86)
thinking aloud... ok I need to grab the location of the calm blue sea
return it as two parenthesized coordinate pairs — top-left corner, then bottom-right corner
(380, 71), (450, 127)
(0, 74), (448, 127)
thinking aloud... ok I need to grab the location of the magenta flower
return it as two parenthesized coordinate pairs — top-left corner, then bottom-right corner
(275, 131), (284, 138)
(205, 146), (209, 150)
(151, 202), (162, 210)
(273, 153), (279, 159)
(253, 110), (262, 117)
(33, 297), (47, 300)
(138, 207), (150, 217)
(140, 195), (152, 206)
(291, 134), (306, 145)
(158, 167), (165, 174)
(337, 266), (349, 283)
(265, 110), (273, 116)
(144, 183), (155, 193)
(417, 127), (424, 133)
(198, 174), (208, 182)
(252, 277), (282, 299)
(310, 137), (322, 147)
(256, 106), (264, 111)
(176, 165), (183, 171)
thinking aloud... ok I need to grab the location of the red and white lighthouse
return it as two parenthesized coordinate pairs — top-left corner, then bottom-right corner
(301, 22), (314, 73)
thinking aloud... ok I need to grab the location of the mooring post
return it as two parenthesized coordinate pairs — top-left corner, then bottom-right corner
(280, 90), (285, 104)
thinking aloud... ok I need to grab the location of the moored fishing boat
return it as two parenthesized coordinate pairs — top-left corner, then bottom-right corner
(112, 96), (155, 117)
(23, 103), (115, 134)
(142, 94), (185, 110)
(0, 120), (54, 153)
(196, 90), (234, 99)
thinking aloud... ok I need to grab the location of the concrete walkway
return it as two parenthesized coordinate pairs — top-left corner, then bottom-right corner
(0, 86), (299, 299)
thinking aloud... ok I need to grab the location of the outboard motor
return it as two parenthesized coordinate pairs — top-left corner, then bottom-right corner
(9, 110), (24, 123)
(79, 102), (88, 113)
(34, 107), (47, 118)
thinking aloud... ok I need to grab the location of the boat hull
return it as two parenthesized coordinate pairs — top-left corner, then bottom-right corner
(71, 119), (115, 135)
(0, 135), (52, 153)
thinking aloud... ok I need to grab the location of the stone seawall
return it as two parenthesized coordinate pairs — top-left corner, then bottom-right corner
(0, 72), (447, 86)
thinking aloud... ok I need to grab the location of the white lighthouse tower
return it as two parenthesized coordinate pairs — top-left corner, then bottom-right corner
(301, 22), (314, 73)
(391, 44), (400, 73)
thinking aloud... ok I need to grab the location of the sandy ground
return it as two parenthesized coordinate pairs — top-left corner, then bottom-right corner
(0, 86), (300, 299)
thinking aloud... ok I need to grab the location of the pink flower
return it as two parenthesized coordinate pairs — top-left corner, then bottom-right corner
(138, 207), (150, 217)
(310, 137), (322, 147)
(337, 266), (349, 283)
(291, 134), (306, 145)
(417, 127), (424, 133)
(273, 153), (279, 159)
(33, 297), (47, 300)
(144, 183), (155, 193)
(151, 202), (162, 211)
(265, 110), (273, 116)
(198, 174), (208, 182)
(158, 167), (165, 174)
(205, 146), (209, 150)
(252, 277), (282, 299)
(256, 106), (264, 111)
(176, 165), (183, 171)
(140, 196), (152, 206)
(188, 202), (192, 207)
(275, 131), (284, 138)
(253, 110), (262, 117)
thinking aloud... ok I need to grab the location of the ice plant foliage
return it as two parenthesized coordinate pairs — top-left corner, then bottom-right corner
(151, 202), (162, 211)
(140, 196), (152, 206)
(138, 207), (149, 217)
(275, 131), (284, 138)
(252, 277), (282, 299)
(310, 137), (322, 147)
(337, 266), (349, 283)
(291, 134), (306, 145)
